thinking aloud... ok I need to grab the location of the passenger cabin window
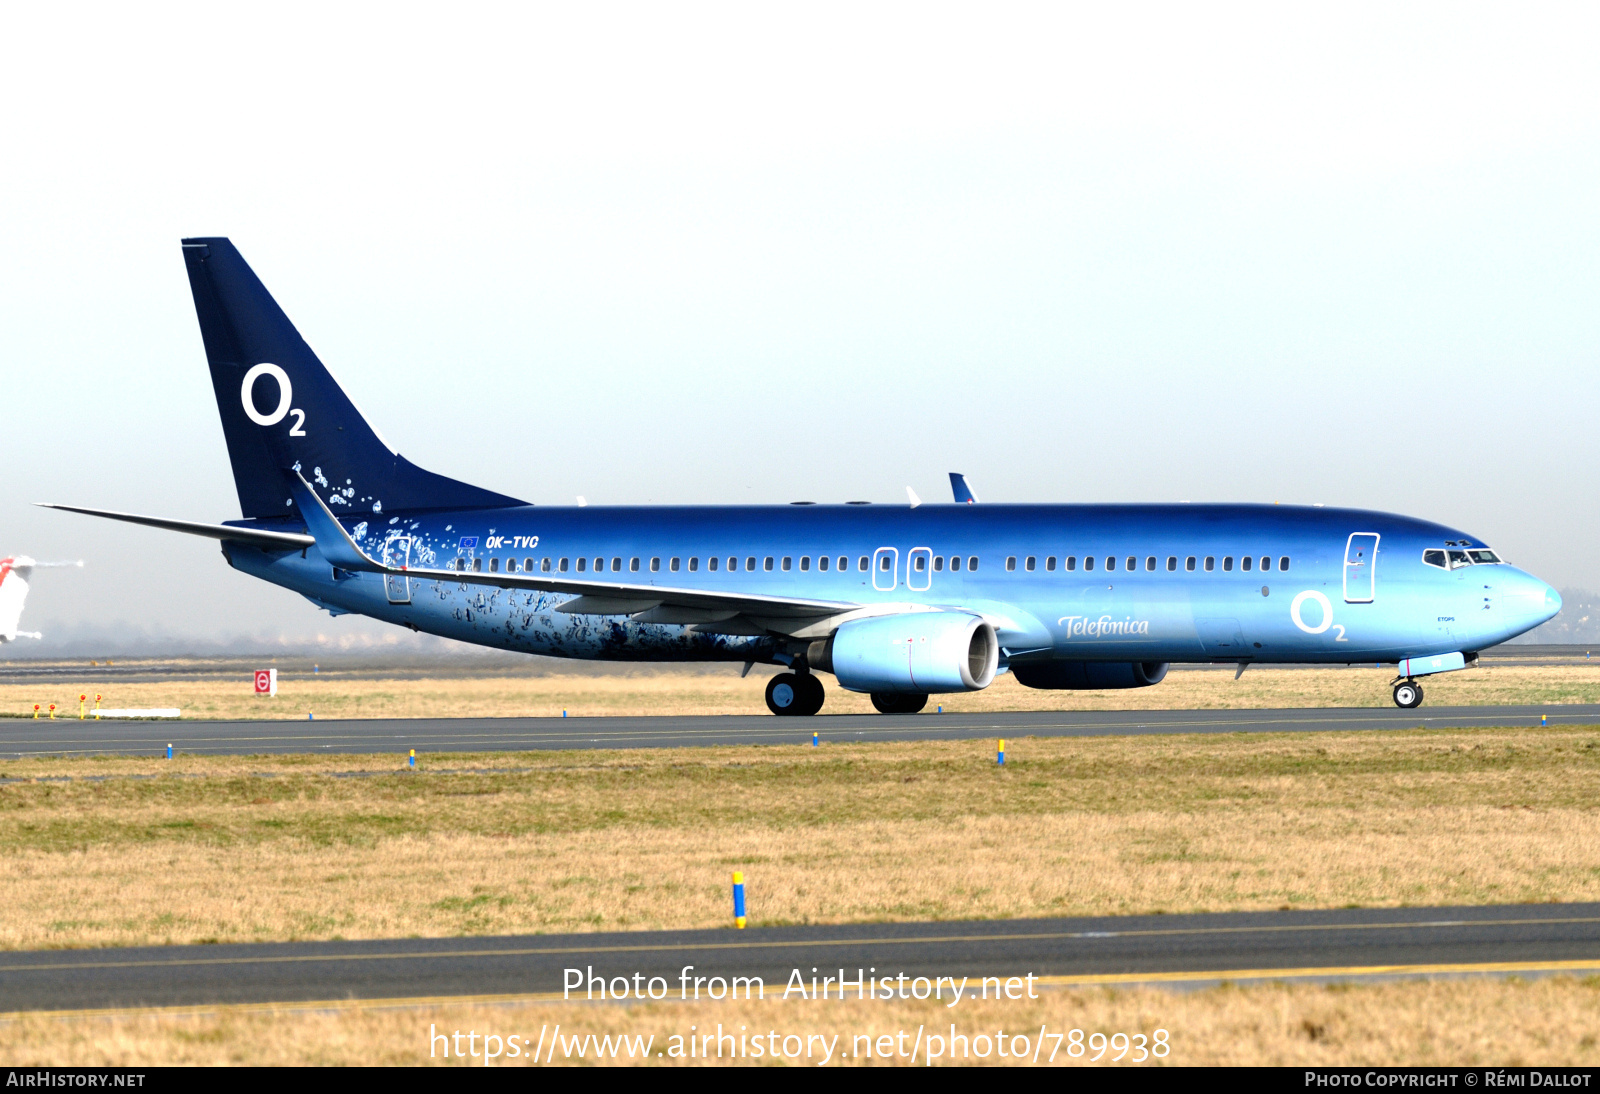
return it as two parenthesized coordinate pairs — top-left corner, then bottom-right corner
(1167, 556), (1177, 571)
(505, 558), (516, 573)
(1242, 556), (1252, 571)
(839, 556), (848, 571)
(489, 558), (500, 573)
(709, 557), (719, 571)
(1204, 556), (1215, 571)
(880, 555), (892, 571)
(650, 558), (660, 572)
(1006, 556), (1016, 571)
(950, 556), (962, 571)
(1024, 556), (1035, 571)
(1046, 556), (1056, 571)
(1084, 556), (1095, 571)
(1066, 556), (1076, 571)
(1127, 557), (1136, 571)
(559, 558), (569, 572)
(670, 557), (680, 572)
(968, 556), (979, 570)
(1260, 556), (1271, 571)
(542, 557), (553, 572)
(472, 558), (482, 572)
(747, 557), (756, 572)
(689, 557), (699, 572)
(1105, 557), (1116, 571)
(1146, 556), (1156, 571)
(630, 558), (640, 572)
(914, 555), (927, 571)
(764, 557), (774, 571)
(933, 556), (943, 571)
(859, 557), (869, 571)
(595, 557), (604, 572)
(576, 557), (587, 572)
(1185, 557), (1196, 571)
(1279, 556), (1291, 571)
(799, 556), (809, 571)
(818, 556), (829, 571)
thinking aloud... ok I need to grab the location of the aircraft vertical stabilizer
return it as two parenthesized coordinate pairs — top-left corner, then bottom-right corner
(180, 238), (526, 520)
(949, 473), (979, 504)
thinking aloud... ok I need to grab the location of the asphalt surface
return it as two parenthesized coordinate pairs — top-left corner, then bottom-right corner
(1, 704), (1595, 758)
(4, 903), (1597, 1013)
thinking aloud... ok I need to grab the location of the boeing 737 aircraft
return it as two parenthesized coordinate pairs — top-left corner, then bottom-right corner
(42, 239), (1561, 713)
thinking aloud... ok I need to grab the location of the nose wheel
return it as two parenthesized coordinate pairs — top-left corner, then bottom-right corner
(1392, 680), (1424, 709)
(766, 672), (825, 716)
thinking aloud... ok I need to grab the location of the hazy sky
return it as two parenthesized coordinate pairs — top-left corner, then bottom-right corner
(4, 3), (1599, 650)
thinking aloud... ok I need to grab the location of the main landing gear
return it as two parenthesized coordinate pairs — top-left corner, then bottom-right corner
(1392, 679), (1425, 709)
(766, 671), (825, 716)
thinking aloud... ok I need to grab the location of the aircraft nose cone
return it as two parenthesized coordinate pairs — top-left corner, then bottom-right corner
(1503, 573), (1561, 627)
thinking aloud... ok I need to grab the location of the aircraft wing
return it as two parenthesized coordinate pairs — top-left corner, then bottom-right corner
(286, 473), (860, 630)
(36, 503), (316, 550)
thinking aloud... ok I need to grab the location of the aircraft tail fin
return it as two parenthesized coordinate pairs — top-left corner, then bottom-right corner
(180, 238), (526, 519)
(949, 472), (979, 504)
(0, 557), (35, 642)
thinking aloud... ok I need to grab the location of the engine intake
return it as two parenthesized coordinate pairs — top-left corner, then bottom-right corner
(809, 613), (998, 694)
(1011, 661), (1169, 690)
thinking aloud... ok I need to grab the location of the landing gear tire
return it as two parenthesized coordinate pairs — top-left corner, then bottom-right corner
(767, 673), (825, 716)
(870, 692), (929, 715)
(1393, 680), (1424, 709)
(766, 673), (801, 716)
(794, 673), (825, 716)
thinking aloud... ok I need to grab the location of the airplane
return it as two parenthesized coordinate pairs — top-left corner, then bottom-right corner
(0, 556), (83, 644)
(41, 238), (1561, 713)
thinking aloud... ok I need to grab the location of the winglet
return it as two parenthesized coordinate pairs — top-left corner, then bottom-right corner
(286, 471), (385, 572)
(949, 473), (978, 504)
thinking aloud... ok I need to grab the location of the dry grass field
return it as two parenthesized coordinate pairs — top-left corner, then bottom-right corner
(1, 726), (1598, 949)
(6, 662), (1600, 720)
(4, 977), (1597, 1066)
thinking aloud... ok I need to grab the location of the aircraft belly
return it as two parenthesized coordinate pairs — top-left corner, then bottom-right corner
(225, 546), (774, 663)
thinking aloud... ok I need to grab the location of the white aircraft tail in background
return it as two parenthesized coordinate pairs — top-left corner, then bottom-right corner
(0, 556), (83, 643)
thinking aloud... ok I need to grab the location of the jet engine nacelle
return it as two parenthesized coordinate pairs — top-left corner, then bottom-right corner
(809, 613), (999, 694)
(1011, 660), (1170, 690)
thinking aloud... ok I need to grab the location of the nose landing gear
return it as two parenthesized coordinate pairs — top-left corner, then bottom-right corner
(1392, 679), (1424, 709)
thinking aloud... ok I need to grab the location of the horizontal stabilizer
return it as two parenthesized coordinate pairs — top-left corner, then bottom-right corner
(37, 503), (314, 550)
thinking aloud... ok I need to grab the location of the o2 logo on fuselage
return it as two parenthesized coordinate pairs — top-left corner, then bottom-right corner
(1290, 589), (1347, 642)
(241, 363), (306, 436)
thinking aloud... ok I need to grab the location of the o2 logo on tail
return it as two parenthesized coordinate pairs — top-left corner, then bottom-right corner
(241, 363), (306, 436)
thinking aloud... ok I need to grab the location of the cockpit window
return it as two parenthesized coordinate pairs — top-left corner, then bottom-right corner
(1426, 546), (1504, 570)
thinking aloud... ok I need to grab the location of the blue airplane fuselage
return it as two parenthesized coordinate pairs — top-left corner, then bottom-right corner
(223, 501), (1558, 668)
